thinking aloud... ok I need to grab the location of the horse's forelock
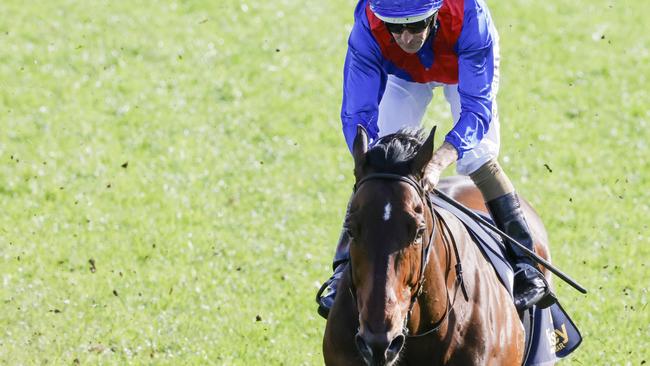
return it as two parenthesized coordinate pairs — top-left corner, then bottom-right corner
(366, 128), (426, 172)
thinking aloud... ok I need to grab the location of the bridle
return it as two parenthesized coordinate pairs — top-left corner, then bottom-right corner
(347, 172), (468, 337)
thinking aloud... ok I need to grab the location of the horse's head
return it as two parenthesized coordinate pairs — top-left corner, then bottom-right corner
(347, 125), (437, 366)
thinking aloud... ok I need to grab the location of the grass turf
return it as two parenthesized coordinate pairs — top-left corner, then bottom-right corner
(1, 0), (648, 364)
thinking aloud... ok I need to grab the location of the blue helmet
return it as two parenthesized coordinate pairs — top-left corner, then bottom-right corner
(369, 0), (443, 24)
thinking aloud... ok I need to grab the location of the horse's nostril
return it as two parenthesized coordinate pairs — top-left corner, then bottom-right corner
(356, 332), (405, 365)
(389, 334), (405, 351)
(355, 333), (373, 362)
(386, 334), (405, 360)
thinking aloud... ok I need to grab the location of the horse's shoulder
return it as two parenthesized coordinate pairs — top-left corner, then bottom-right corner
(434, 205), (468, 232)
(432, 205), (481, 256)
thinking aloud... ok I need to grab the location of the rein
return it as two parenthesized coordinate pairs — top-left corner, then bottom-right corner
(409, 209), (469, 338)
(348, 173), (468, 337)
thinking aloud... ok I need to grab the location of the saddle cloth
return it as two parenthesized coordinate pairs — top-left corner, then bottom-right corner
(431, 195), (582, 365)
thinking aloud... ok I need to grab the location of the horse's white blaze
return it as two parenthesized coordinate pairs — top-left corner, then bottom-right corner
(383, 202), (392, 221)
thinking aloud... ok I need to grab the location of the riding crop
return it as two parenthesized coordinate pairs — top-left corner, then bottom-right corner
(433, 188), (588, 294)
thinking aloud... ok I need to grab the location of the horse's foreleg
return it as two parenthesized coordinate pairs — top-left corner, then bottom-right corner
(322, 277), (362, 366)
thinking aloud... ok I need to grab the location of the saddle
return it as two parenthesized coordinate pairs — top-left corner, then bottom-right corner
(431, 194), (582, 366)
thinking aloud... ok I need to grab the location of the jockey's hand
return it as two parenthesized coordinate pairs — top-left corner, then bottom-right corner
(422, 142), (459, 192)
(422, 166), (442, 192)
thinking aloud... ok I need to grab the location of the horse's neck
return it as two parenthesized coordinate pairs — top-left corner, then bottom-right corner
(413, 209), (476, 335)
(409, 208), (525, 362)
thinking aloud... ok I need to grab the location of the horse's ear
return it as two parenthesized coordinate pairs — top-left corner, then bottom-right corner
(411, 126), (436, 176)
(352, 125), (368, 177)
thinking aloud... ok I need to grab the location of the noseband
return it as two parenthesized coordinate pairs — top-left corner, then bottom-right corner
(348, 173), (440, 336)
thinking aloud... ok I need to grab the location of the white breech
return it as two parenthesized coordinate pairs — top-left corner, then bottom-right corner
(377, 75), (500, 176)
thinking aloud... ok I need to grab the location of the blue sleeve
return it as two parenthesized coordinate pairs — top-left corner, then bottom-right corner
(341, 17), (387, 153)
(445, 1), (495, 159)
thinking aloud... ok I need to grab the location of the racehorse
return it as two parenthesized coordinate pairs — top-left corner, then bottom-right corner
(322, 126), (553, 365)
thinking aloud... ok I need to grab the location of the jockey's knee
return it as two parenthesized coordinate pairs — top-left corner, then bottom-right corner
(469, 159), (515, 202)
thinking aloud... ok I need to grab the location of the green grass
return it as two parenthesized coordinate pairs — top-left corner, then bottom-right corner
(1, 0), (648, 364)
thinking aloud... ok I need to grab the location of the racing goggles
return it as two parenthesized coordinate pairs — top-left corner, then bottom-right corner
(384, 14), (436, 34)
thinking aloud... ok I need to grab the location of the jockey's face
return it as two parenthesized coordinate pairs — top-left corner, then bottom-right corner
(387, 13), (437, 54)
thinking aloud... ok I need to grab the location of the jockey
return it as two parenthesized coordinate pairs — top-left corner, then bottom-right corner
(317, 0), (556, 318)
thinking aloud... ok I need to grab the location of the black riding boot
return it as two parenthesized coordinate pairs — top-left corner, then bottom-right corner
(316, 228), (351, 319)
(487, 192), (557, 311)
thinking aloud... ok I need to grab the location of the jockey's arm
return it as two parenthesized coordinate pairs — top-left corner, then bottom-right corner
(423, 141), (458, 191)
(341, 22), (387, 153)
(425, 6), (496, 190)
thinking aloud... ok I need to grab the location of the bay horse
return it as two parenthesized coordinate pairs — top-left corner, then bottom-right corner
(322, 126), (553, 365)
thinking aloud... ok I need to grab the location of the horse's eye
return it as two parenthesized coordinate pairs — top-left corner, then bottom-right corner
(414, 227), (426, 244)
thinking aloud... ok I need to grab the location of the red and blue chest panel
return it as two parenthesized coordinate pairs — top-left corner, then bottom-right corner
(365, 0), (465, 84)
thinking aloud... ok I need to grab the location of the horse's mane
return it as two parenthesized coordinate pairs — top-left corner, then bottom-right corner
(366, 127), (426, 174)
